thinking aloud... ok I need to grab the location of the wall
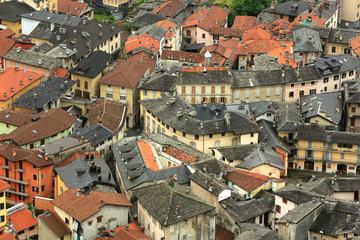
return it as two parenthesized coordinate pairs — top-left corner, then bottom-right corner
(177, 84), (232, 105)
(273, 194), (297, 230)
(190, 180), (220, 211)
(0, 190), (6, 228)
(310, 231), (354, 240)
(2, 20), (22, 37)
(341, 0), (359, 23)
(138, 201), (165, 240)
(21, 18), (40, 36)
(18, 224), (38, 240)
(330, 192), (355, 201)
(232, 85), (283, 103)
(285, 80), (320, 102)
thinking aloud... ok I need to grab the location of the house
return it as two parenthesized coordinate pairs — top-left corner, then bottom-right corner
(0, 144), (53, 205)
(260, 1), (312, 23)
(341, 0), (360, 28)
(0, 2), (34, 36)
(344, 80), (360, 132)
(70, 50), (110, 102)
(35, 136), (91, 165)
(12, 77), (76, 113)
(71, 99), (126, 155)
(292, 27), (322, 65)
(182, 6), (230, 46)
(213, 144), (286, 178)
(0, 180), (10, 228)
(51, 188), (131, 240)
(0, 233), (15, 240)
(58, 0), (94, 19)
(140, 94), (259, 155)
(300, 92), (343, 130)
(112, 138), (190, 199)
(0, 68), (43, 111)
(133, 182), (216, 240)
(6, 203), (37, 240)
(189, 159), (232, 179)
(0, 110), (35, 135)
(223, 169), (285, 199)
(189, 170), (231, 211)
(156, 19), (182, 51)
(95, 223), (150, 240)
(294, 123), (360, 174)
(38, 211), (72, 240)
(99, 59), (151, 128)
(130, 12), (167, 32)
(54, 151), (116, 197)
(0, 37), (15, 70)
(248, 101), (276, 123)
(1, 108), (77, 150)
(151, 0), (186, 19)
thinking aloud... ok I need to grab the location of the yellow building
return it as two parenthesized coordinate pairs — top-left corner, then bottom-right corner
(341, 0), (360, 28)
(0, 180), (10, 227)
(0, 2), (35, 36)
(99, 59), (151, 128)
(294, 124), (360, 175)
(140, 95), (259, 155)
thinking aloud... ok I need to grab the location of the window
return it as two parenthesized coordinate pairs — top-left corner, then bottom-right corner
(152, 91), (157, 97)
(144, 90), (148, 96)
(311, 81), (315, 85)
(350, 71), (354, 76)
(332, 46), (336, 53)
(0, 215), (4, 223)
(301, 82), (306, 86)
(299, 90), (304, 96)
(41, 139), (45, 145)
(341, 153), (345, 159)
(338, 143), (353, 149)
(41, 185), (45, 192)
(76, 80), (80, 87)
(334, 75), (339, 80)
(0, 192), (3, 198)
(202, 33), (206, 38)
(65, 218), (69, 224)
(323, 77), (329, 83)
(32, 186), (38, 192)
(97, 215), (103, 223)
(334, 84), (338, 89)
(342, 73), (347, 78)
(84, 81), (88, 89)
(310, 89), (316, 94)
(251, 133), (254, 137)
(220, 97), (225, 103)
(282, 198), (287, 204)
(182, 86), (186, 94)
(120, 95), (126, 100)
(289, 92), (294, 98)
(18, 230), (24, 235)
(211, 86), (215, 94)
(352, 107), (356, 113)
(29, 226), (35, 231)
(209, 134), (213, 138)
(30, 143), (34, 149)
(106, 93), (113, 98)
(276, 205), (281, 213)
(33, 174), (37, 181)
(221, 86), (225, 94)
(351, 118), (355, 126)
(201, 86), (205, 94)
(191, 86), (196, 94)
(290, 84), (294, 88)
(195, 135), (199, 140)
(0, 203), (4, 210)
(324, 86), (327, 92)
(183, 132), (186, 137)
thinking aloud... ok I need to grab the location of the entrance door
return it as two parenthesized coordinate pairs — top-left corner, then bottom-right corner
(304, 161), (314, 170)
(322, 162), (326, 172)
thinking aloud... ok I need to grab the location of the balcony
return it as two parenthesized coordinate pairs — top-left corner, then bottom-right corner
(0, 176), (29, 185)
(15, 168), (24, 173)
(184, 35), (192, 39)
(7, 190), (29, 197)
(1, 165), (10, 169)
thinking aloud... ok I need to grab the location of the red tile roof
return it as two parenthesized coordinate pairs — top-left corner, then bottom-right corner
(38, 211), (71, 238)
(156, 20), (178, 39)
(0, 37), (15, 57)
(0, 29), (15, 38)
(216, 224), (235, 240)
(237, 39), (291, 55)
(52, 188), (131, 222)
(58, 0), (89, 16)
(125, 34), (160, 54)
(164, 146), (196, 164)
(127, 52), (156, 73)
(201, 39), (239, 66)
(161, 49), (204, 63)
(183, 6), (230, 32)
(7, 205), (38, 232)
(224, 169), (275, 192)
(242, 27), (272, 41)
(351, 36), (360, 58)
(0, 143), (53, 167)
(0, 179), (11, 192)
(51, 68), (69, 78)
(87, 100), (127, 133)
(267, 42), (298, 68)
(137, 141), (158, 171)
(210, 26), (243, 38)
(231, 16), (257, 32)
(99, 59), (151, 88)
(0, 233), (16, 240)
(152, 0), (185, 17)
(95, 223), (151, 240)
(0, 68), (42, 101)
(291, 13), (326, 28)
(0, 109), (34, 127)
(2, 108), (77, 146)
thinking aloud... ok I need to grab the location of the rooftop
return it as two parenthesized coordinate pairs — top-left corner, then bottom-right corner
(38, 211), (71, 238)
(7, 203), (37, 232)
(69, 51), (111, 78)
(0, 1), (34, 22)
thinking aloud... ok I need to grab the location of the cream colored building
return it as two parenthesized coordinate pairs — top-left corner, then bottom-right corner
(140, 95), (259, 155)
(341, 0), (360, 28)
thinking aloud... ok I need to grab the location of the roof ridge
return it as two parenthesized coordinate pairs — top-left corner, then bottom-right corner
(163, 186), (174, 226)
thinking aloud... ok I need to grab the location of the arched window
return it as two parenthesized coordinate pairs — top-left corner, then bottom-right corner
(190, 141), (196, 148)
(215, 140), (220, 147)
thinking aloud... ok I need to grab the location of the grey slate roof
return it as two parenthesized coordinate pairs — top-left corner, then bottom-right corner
(221, 195), (274, 223)
(300, 92), (343, 125)
(21, 10), (81, 26)
(71, 125), (114, 147)
(277, 200), (323, 224)
(113, 142), (190, 191)
(132, 182), (215, 227)
(258, 119), (290, 151)
(275, 185), (325, 205)
(248, 101), (276, 118)
(131, 12), (167, 30)
(314, 54), (360, 77)
(137, 71), (177, 92)
(139, 94), (259, 135)
(253, 54), (282, 71)
(12, 77), (76, 110)
(190, 159), (232, 175)
(293, 27), (322, 53)
(236, 229), (280, 240)
(0, 1), (34, 22)
(232, 70), (285, 89)
(302, 177), (360, 196)
(295, 123), (360, 144)
(276, 102), (302, 133)
(130, 23), (167, 41)
(215, 143), (285, 170)
(189, 171), (230, 197)
(178, 70), (233, 85)
(35, 136), (89, 156)
(69, 50), (110, 78)
(262, 1), (310, 17)
(4, 48), (61, 71)
(54, 156), (115, 190)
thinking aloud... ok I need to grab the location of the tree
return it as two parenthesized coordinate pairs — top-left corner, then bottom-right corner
(228, 0), (271, 26)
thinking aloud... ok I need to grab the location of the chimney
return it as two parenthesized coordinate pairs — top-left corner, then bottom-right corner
(98, 174), (102, 181)
(169, 176), (175, 187)
(203, 165), (207, 173)
(12, 149), (16, 157)
(222, 201), (227, 208)
(175, 205), (181, 215)
(125, 225), (130, 231)
(33, 93), (37, 100)
(108, 170), (111, 180)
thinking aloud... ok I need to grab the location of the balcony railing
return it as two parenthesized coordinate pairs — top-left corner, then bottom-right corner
(0, 176), (29, 185)
(7, 190), (29, 197)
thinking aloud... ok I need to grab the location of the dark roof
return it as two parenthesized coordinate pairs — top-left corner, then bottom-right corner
(190, 159), (230, 175)
(277, 200), (323, 224)
(232, 70), (285, 89)
(314, 54), (360, 77)
(248, 101), (276, 118)
(130, 23), (167, 41)
(69, 51), (110, 78)
(0, 2), (34, 22)
(139, 94), (259, 135)
(276, 102), (302, 133)
(189, 171), (230, 197)
(71, 125), (113, 146)
(131, 12), (167, 30)
(54, 155), (115, 190)
(300, 92), (343, 125)
(178, 70), (233, 85)
(133, 182), (215, 227)
(113, 141), (190, 191)
(137, 71), (177, 91)
(21, 10), (81, 26)
(221, 195), (274, 223)
(302, 177), (360, 196)
(262, 1), (310, 17)
(293, 27), (322, 52)
(275, 187), (323, 205)
(258, 119), (289, 151)
(12, 77), (76, 110)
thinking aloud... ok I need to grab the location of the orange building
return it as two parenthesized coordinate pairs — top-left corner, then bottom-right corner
(0, 68), (43, 111)
(0, 144), (53, 205)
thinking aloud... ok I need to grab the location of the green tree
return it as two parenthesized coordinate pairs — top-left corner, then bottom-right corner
(228, 0), (271, 26)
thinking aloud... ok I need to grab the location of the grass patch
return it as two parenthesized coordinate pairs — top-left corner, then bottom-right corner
(94, 14), (114, 24)
(206, 0), (231, 8)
